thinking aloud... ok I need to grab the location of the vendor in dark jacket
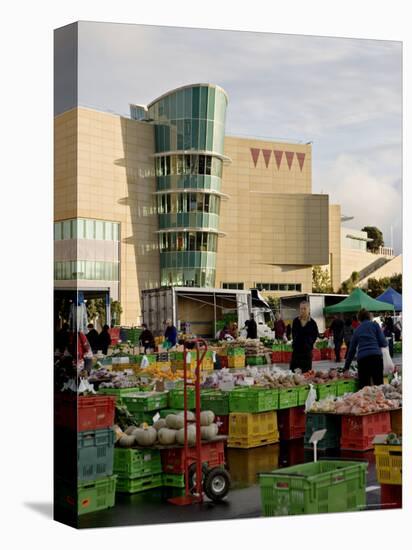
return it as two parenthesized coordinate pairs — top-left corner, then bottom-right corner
(86, 323), (99, 353)
(164, 319), (178, 348)
(139, 323), (155, 352)
(246, 314), (258, 339)
(344, 308), (387, 388)
(290, 301), (319, 373)
(97, 324), (112, 355)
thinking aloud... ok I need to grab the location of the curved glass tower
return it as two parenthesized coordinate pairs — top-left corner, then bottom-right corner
(147, 84), (228, 287)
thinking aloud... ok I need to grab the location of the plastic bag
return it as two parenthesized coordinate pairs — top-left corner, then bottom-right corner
(381, 346), (394, 375)
(305, 383), (317, 413)
(327, 337), (334, 349)
(140, 355), (150, 369)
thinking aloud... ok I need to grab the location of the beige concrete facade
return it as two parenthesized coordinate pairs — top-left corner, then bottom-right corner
(54, 107), (344, 323)
(327, 204), (342, 292)
(216, 137), (330, 295)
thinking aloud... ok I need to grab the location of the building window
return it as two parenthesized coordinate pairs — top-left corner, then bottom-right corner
(256, 283), (302, 292)
(159, 231), (218, 253)
(54, 219), (120, 242)
(54, 260), (119, 281)
(155, 154), (222, 177)
(222, 282), (244, 290)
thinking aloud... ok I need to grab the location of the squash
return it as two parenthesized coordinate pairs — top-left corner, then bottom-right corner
(178, 410), (195, 422)
(176, 425), (196, 446)
(165, 414), (185, 430)
(135, 426), (157, 447)
(200, 410), (215, 426)
(158, 427), (177, 445)
(118, 434), (136, 448)
(125, 425), (138, 435)
(200, 423), (219, 440)
(153, 418), (167, 431)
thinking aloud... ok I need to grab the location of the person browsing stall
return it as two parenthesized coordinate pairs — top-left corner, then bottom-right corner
(164, 319), (178, 348)
(344, 308), (388, 388)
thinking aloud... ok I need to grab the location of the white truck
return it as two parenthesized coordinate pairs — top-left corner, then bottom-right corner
(141, 287), (275, 338)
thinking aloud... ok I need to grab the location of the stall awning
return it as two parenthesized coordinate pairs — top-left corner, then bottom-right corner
(376, 287), (402, 311)
(324, 288), (394, 313)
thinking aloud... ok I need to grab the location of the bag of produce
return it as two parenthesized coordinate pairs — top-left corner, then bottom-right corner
(382, 346), (394, 375)
(305, 383), (317, 412)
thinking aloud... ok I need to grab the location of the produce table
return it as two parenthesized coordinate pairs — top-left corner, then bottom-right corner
(129, 434), (227, 451)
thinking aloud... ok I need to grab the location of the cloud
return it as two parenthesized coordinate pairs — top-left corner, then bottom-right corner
(317, 153), (402, 252)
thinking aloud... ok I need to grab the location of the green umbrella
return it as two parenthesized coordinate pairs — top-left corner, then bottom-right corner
(324, 288), (394, 314)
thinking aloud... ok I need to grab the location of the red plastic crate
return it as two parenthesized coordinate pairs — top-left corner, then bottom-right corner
(161, 440), (225, 474)
(282, 351), (292, 364)
(340, 411), (391, 451)
(312, 349), (321, 362)
(277, 406), (306, 440)
(215, 415), (229, 435)
(271, 351), (283, 363)
(218, 356), (228, 369)
(380, 483), (402, 509)
(55, 393), (116, 432)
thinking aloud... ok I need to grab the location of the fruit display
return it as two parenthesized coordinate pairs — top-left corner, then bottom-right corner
(309, 385), (401, 415)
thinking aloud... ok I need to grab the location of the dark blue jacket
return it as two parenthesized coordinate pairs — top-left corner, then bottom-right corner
(165, 325), (177, 347)
(344, 320), (387, 368)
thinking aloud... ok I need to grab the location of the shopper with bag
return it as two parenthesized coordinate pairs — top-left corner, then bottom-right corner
(344, 308), (388, 388)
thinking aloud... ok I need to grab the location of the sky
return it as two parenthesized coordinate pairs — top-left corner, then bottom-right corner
(64, 21), (402, 253)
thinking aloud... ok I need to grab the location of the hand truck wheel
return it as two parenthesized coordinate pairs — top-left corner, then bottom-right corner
(203, 466), (231, 501)
(188, 463), (208, 492)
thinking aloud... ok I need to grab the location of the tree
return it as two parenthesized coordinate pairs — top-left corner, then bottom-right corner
(361, 226), (384, 252)
(266, 295), (280, 315)
(366, 273), (402, 297)
(111, 300), (123, 325)
(312, 266), (333, 293)
(339, 271), (360, 294)
(86, 298), (106, 324)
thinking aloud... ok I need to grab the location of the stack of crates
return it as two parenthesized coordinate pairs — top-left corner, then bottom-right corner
(374, 435), (402, 509)
(54, 394), (117, 516)
(228, 411), (279, 448)
(201, 389), (230, 434)
(227, 444), (279, 485)
(340, 412), (391, 451)
(259, 460), (367, 516)
(171, 351), (213, 376)
(304, 413), (341, 450)
(113, 447), (163, 493)
(277, 406), (306, 440)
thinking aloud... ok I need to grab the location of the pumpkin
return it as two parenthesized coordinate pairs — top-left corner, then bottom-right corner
(125, 425), (138, 435)
(158, 427), (177, 445)
(165, 414), (184, 430)
(200, 410), (215, 426)
(135, 426), (157, 447)
(200, 423), (219, 440)
(178, 410), (196, 422)
(176, 425), (196, 446)
(118, 434), (136, 448)
(153, 418), (167, 431)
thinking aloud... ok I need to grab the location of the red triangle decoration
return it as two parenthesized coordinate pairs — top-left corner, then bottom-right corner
(296, 152), (306, 171)
(250, 148), (260, 166)
(273, 150), (283, 169)
(262, 149), (272, 168)
(285, 151), (294, 170)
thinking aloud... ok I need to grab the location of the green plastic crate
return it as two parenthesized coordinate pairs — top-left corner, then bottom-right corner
(122, 392), (168, 412)
(246, 355), (266, 366)
(297, 385), (310, 406)
(336, 379), (358, 396)
(278, 388), (299, 410)
(304, 413), (341, 450)
(162, 473), (186, 488)
(159, 408), (188, 418)
(259, 460), (367, 516)
(393, 342), (402, 354)
(116, 473), (163, 493)
(56, 475), (117, 516)
(229, 388), (279, 413)
(316, 382), (338, 400)
(113, 448), (162, 478)
(227, 347), (245, 357)
(97, 387), (142, 405)
(131, 411), (157, 425)
(77, 428), (115, 482)
(201, 390), (230, 415)
(168, 388), (196, 409)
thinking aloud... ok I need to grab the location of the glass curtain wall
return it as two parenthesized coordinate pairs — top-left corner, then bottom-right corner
(147, 84), (228, 287)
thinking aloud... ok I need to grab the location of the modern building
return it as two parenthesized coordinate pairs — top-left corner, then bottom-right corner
(54, 83), (400, 326)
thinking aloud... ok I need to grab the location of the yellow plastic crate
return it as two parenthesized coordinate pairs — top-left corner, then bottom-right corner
(229, 411), (278, 439)
(227, 432), (279, 449)
(227, 444), (279, 483)
(155, 361), (172, 370)
(390, 409), (402, 435)
(228, 356), (246, 368)
(374, 444), (402, 485)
